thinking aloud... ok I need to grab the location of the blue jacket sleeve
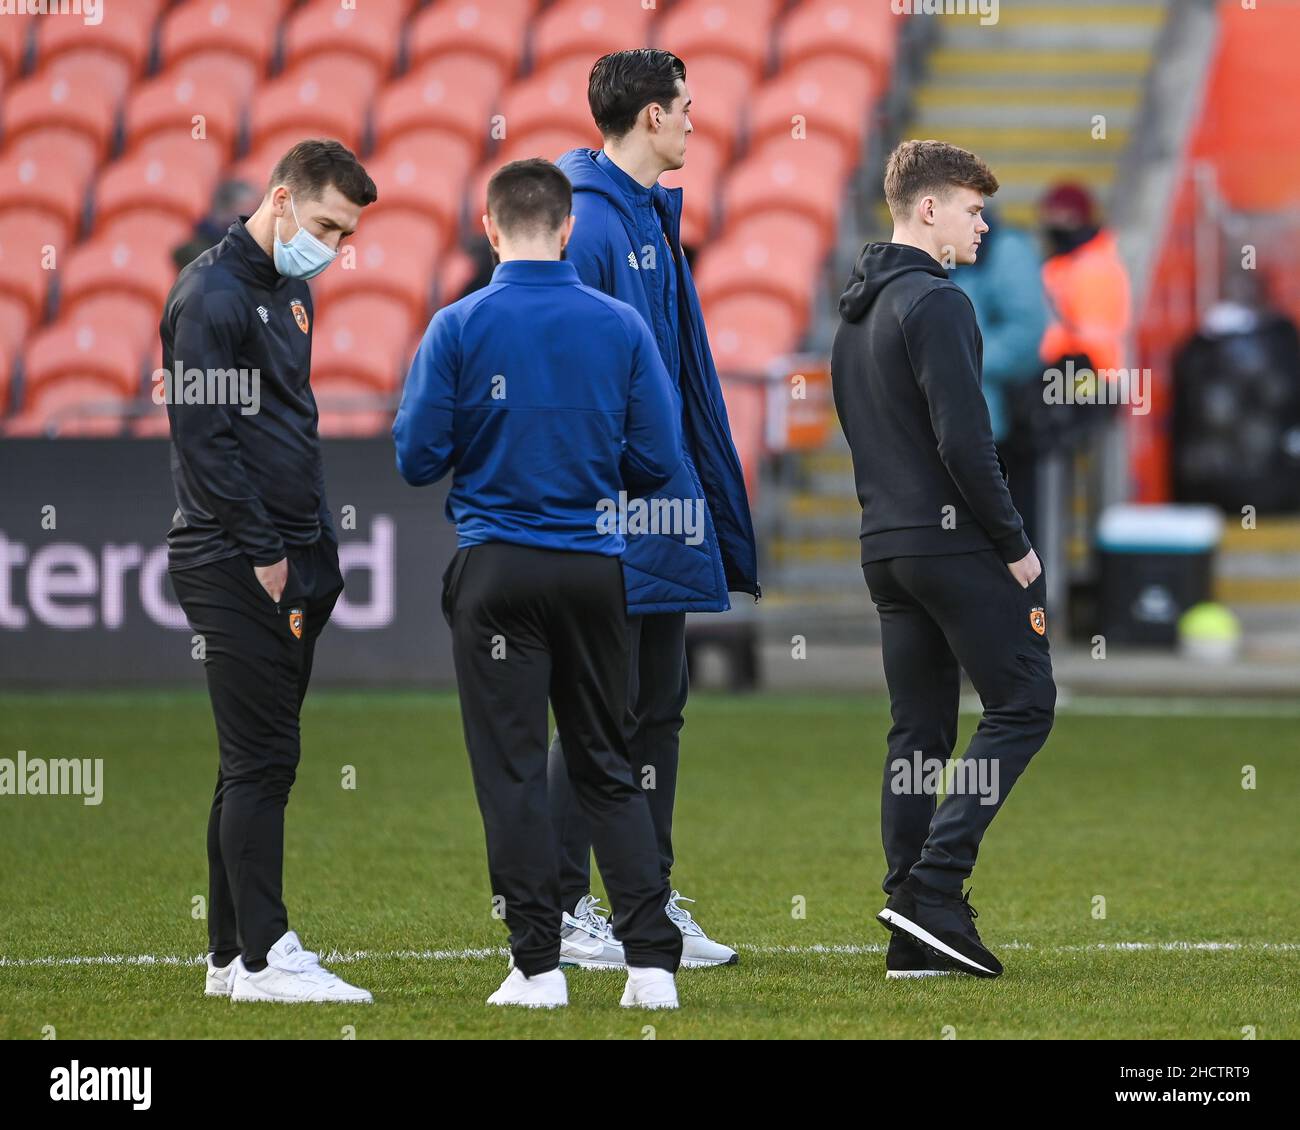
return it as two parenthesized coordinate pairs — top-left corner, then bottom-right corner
(393, 308), (459, 486)
(980, 233), (1048, 388)
(566, 194), (610, 292)
(622, 313), (682, 492)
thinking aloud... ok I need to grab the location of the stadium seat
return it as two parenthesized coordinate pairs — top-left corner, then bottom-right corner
(124, 72), (244, 155)
(130, 129), (229, 186)
(372, 54), (503, 154)
(312, 294), (415, 393)
(0, 13), (31, 88)
(162, 50), (262, 105)
(406, 0), (536, 81)
(35, 49), (134, 105)
(661, 131), (726, 248)
(5, 375), (132, 437)
(57, 236), (176, 314)
(3, 72), (117, 161)
(282, 0), (407, 79)
(0, 136), (95, 237)
(22, 319), (145, 400)
(96, 211), (194, 261)
(33, 6), (154, 98)
(93, 152), (217, 231)
(655, 0), (778, 81)
(749, 55), (878, 167)
(158, 0), (287, 74)
(466, 125), (595, 219)
(0, 207), (69, 323)
(0, 294), (32, 380)
(247, 63), (372, 154)
(315, 374), (395, 437)
(705, 293), (801, 373)
(367, 127), (478, 238)
(531, 0), (655, 73)
(311, 211), (444, 325)
(57, 292), (161, 359)
(496, 57), (601, 150)
(694, 212), (828, 329)
(776, 0), (900, 73)
(721, 135), (851, 241)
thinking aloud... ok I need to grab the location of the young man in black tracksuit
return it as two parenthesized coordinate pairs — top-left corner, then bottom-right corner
(831, 141), (1056, 979)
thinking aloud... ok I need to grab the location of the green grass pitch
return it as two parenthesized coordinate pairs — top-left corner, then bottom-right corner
(1, 690), (1297, 1039)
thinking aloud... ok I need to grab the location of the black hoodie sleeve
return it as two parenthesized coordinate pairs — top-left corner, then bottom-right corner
(902, 286), (1032, 563)
(168, 286), (288, 566)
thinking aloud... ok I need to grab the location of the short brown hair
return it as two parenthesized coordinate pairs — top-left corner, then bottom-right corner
(884, 140), (998, 221)
(486, 158), (573, 238)
(268, 138), (377, 207)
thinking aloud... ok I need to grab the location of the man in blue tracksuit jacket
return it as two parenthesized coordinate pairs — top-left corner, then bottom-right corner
(393, 159), (686, 1008)
(549, 49), (759, 968)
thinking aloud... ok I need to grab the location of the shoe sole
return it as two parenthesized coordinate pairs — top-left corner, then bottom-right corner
(620, 998), (679, 1009)
(231, 988), (374, 1004)
(885, 968), (955, 980)
(680, 952), (739, 969)
(877, 909), (1001, 978)
(559, 955), (626, 970)
(204, 987), (233, 997)
(486, 999), (567, 1008)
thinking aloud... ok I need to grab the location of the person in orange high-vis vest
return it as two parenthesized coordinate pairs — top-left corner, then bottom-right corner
(1038, 183), (1131, 374)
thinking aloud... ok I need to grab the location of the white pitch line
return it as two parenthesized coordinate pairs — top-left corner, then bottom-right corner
(1, 940), (1297, 970)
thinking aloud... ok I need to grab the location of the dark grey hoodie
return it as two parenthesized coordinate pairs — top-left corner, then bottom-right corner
(830, 242), (1031, 564)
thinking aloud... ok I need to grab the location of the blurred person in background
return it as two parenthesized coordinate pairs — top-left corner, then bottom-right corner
(172, 178), (263, 272)
(953, 206), (1049, 544)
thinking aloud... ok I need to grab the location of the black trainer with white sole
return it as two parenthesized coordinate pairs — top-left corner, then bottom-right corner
(877, 876), (1003, 978)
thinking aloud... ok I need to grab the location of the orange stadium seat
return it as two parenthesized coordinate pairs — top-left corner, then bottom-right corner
(655, 0), (778, 81)
(32, 6), (154, 100)
(248, 64), (371, 154)
(0, 343), (10, 415)
(705, 293), (801, 373)
(96, 211), (194, 260)
(777, 0), (901, 72)
(311, 211), (444, 324)
(124, 72), (244, 155)
(666, 53), (753, 163)
(661, 130), (725, 248)
(531, 0), (655, 73)
(496, 57), (600, 149)
(0, 294), (32, 377)
(58, 235), (178, 314)
(3, 72), (117, 161)
(0, 207), (70, 322)
(312, 294), (415, 392)
(162, 50), (262, 105)
(314, 374), (396, 437)
(366, 128), (478, 238)
(5, 376), (132, 437)
(282, 0), (407, 78)
(22, 319), (145, 400)
(52, 291), (160, 361)
(407, 0), (536, 80)
(158, 0), (288, 73)
(750, 55), (878, 167)
(721, 135), (851, 241)
(694, 212), (828, 329)
(93, 151), (217, 231)
(467, 125), (596, 218)
(131, 129), (229, 185)
(372, 54), (502, 154)
(0, 133), (97, 235)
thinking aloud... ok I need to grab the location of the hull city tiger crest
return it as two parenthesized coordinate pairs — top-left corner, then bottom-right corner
(290, 299), (309, 334)
(289, 608), (303, 639)
(1030, 606), (1046, 636)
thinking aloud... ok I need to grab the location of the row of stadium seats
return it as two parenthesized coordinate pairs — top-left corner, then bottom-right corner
(0, 0), (897, 438)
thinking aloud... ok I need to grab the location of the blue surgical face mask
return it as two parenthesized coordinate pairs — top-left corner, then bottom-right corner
(273, 194), (336, 280)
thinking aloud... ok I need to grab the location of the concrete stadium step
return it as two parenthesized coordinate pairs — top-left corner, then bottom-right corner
(914, 100), (1140, 131)
(913, 125), (1134, 156)
(926, 49), (1154, 85)
(940, 24), (1162, 51)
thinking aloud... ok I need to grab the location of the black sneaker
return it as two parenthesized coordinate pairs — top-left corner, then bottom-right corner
(877, 877), (1003, 978)
(885, 931), (955, 980)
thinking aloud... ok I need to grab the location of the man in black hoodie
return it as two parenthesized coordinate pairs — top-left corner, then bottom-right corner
(831, 140), (1056, 980)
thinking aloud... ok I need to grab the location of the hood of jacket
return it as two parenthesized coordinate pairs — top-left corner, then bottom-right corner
(838, 242), (950, 323)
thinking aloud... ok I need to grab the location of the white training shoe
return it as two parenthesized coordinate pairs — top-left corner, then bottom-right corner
(620, 965), (679, 1010)
(667, 890), (738, 968)
(204, 954), (237, 997)
(559, 895), (626, 969)
(487, 966), (568, 1008)
(229, 931), (373, 1004)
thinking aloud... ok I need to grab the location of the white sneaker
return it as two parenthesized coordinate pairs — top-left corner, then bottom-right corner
(487, 966), (568, 1008)
(229, 931), (373, 1004)
(620, 965), (679, 1009)
(667, 890), (738, 968)
(204, 954), (237, 997)
(560, 895), (626, 969)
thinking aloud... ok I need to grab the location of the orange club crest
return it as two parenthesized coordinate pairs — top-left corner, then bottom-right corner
(1030, 606), (1046, 636)
(289, 608), (303, 639)
(290, 299), (309, 334)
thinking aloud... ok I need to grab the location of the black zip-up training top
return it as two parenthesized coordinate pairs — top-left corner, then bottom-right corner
(161, 216), (334, 572)
(830, 242), (1031, 565)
